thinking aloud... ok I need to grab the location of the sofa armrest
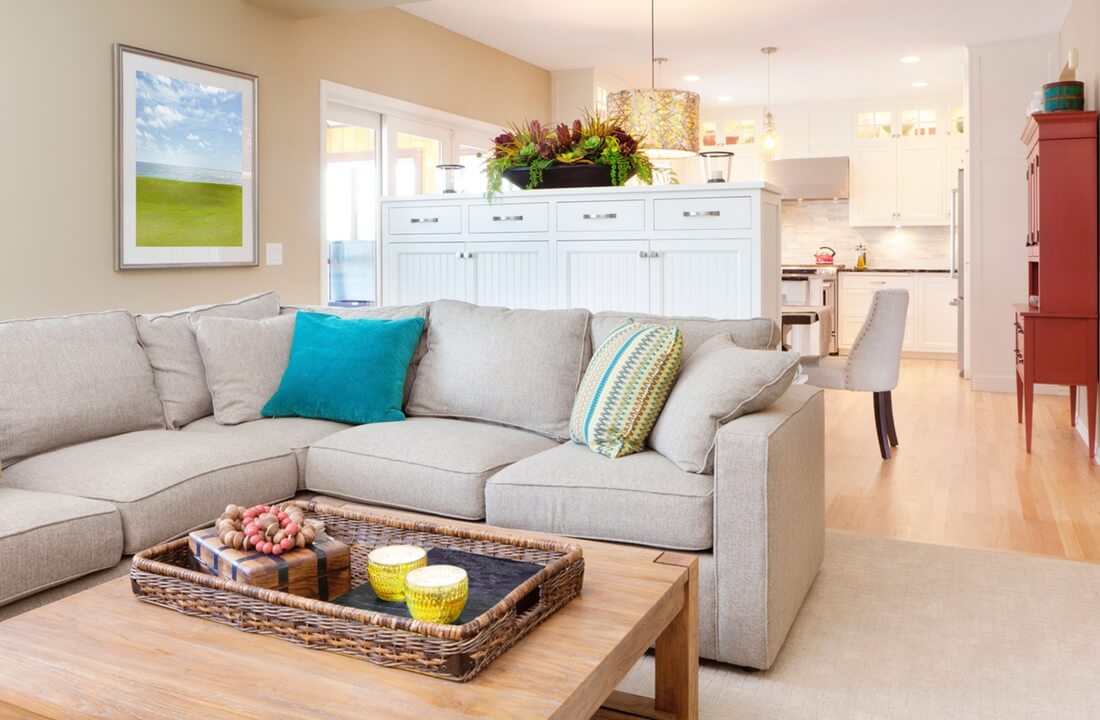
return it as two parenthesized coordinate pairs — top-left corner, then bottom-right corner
(711, 383), (825, 669)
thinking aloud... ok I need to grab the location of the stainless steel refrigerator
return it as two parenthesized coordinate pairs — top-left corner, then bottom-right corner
(950, 168), (965, 376)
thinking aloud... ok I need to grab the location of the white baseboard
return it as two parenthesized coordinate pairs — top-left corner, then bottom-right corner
(971, 374), (1064, 395)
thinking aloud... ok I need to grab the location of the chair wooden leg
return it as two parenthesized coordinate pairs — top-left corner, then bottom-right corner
(873, 392), (892, 460)
(885, 391), (898, 447)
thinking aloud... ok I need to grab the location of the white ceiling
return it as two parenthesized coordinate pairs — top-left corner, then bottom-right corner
(400, 0), (1072, 107)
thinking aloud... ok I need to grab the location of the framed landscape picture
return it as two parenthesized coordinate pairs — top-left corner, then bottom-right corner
(116, 45), (257, 269)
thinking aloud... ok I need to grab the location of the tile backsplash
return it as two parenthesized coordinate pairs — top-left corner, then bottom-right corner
(781, 200), (950, 269)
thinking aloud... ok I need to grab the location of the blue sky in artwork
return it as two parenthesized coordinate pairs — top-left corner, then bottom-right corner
(135, 70), (243, 172)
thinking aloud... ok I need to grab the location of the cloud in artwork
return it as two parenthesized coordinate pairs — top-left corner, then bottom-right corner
(134, 69), (244, 171)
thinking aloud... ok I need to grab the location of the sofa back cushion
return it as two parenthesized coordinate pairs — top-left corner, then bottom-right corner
(194, 314), (298, 425)
(649, 334), (800, 474)
(279, 303), (429, 407)
(406, 301), (591, 441)
(590, 311), (776, 357)
(0, 310), (164, 467)
(135, 292), (280, 428)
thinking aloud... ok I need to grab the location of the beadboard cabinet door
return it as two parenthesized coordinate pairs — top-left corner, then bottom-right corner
(466, 242), (550, 309)
(384, 243), (468, 306)
(556, 240), (650, 314)
(649, 238), (753, 319)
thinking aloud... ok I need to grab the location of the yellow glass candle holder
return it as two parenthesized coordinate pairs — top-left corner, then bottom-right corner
(404, 565), (469, 624)
(366, 545), (427, 601)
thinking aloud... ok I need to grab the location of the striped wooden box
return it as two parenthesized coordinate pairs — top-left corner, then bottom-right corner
(188, 527), (350, 601)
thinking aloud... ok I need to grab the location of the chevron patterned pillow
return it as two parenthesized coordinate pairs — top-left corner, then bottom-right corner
(570, 321), (684, 459)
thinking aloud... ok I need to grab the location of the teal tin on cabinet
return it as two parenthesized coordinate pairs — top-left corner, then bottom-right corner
(1043, 81), (1085, 112)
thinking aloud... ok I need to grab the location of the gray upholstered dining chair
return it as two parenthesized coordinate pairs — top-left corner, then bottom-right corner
(800, 288), (910, 460)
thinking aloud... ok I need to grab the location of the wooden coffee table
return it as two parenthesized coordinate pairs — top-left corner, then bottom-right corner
(0, 507), (698, 720)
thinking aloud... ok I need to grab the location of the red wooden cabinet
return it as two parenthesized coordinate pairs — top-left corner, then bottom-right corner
(1016, 111), (1099, 456)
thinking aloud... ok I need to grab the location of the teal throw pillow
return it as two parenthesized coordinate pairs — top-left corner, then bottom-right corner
(261, 311), (424, 425)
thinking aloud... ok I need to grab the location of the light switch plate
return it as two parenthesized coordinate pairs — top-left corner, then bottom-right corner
(265, 243), (283, 266)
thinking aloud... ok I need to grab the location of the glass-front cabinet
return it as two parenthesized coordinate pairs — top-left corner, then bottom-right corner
(854, 105), (947, 142)
(855, 110), (894, 141)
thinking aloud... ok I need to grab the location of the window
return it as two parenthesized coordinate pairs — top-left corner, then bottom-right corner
(324, 105), (380, 306)
(319, 81), (502, 305)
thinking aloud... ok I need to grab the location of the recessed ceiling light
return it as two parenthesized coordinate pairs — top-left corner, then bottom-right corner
(717, 95), (733, 102)
(901, 55), (921, 64)
(911, 81), (929, 88)
(683, 74), (700, 82)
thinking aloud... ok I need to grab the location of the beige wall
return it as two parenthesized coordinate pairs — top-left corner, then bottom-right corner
(1061, 0), (1100, 110)
(0, 1), (549, 319)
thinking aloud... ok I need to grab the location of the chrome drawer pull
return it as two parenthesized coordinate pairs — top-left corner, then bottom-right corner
(582, 212), (618, 220)
(682, 210), (721, 218)
(492, 215), (524, 222)
(409, 217), (439, 224)
(638, 250), (648, 258)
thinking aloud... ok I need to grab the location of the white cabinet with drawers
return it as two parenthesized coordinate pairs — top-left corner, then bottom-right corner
(838, 271), (956, 355)
(381, 184), (782, 325)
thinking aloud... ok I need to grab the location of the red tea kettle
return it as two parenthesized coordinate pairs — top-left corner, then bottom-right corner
(814, 246), (836, 265)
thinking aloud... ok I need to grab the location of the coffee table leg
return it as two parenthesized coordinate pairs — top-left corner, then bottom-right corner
(654, 552), (699, 720)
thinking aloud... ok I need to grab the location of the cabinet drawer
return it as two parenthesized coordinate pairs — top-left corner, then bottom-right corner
(469, 203), (549, 234)
(840, 274), (915, 291)
(557, 200), (645, 232)
(388, 206), (462, 236)
(840, 287), (916, 319)
(653, 197), (751, 231)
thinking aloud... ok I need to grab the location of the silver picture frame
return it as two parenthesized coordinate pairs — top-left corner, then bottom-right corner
(115, 44), (258, 269)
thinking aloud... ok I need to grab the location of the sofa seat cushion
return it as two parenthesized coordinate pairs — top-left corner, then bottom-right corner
(2, 431), (297, 554)
(0, 488), (124, 607)
(485, 443), (714, 551)
(182, 416), (352, 488)
(305, 418), (559, 520)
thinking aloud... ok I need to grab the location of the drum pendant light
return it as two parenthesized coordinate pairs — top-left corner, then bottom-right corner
(607, 0), (700, 159)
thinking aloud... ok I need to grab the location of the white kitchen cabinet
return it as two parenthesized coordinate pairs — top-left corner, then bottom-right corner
(850, 146), (898, 226)
(385, 243), (467, 306)
(914, 275), (959, 352)
(556, 240), (649, 314)
(896, 143), (946, 223)
(850, 104), (950, 227)
(384, 241), (549, 309)
(850, 143), (947, 226)
(382, 184), (782, 324)
(649, 239), (754, 318)
(467, 242), (550, 309)
(838, 272), (956, 355)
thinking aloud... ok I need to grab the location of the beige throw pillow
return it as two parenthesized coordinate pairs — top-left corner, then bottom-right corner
(135, 292), (280, 428)
(649, 334), (800, 474)
(193, 314), (296, 426)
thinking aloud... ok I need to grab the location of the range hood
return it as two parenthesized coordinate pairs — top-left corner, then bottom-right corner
(763, 156), (849, 200)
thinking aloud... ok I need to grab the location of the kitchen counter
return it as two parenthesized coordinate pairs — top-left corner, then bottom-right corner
(838, 268), (950, 273)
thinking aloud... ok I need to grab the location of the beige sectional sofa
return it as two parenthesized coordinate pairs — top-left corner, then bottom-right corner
(0, 292), (824, 670)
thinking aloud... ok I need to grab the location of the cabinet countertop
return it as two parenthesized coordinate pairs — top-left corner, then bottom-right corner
(839, 268), (950, 274)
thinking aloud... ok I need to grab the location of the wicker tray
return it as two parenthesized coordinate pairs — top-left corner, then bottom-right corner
(130, 501), (585, 681)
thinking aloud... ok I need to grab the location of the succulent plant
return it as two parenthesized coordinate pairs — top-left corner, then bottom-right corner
(485, 110), (654, 200)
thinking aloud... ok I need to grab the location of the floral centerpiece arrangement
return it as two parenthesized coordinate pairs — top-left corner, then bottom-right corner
(485, 112), (654, 199)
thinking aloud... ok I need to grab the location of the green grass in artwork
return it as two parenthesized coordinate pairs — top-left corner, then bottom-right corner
(136, 177), (242, 247)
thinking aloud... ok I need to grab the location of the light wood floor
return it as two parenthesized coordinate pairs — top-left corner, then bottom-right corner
(824, 359), (1100, 562)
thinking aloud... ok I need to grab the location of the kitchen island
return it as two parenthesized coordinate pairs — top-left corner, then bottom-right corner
(380, 183), (782, 326)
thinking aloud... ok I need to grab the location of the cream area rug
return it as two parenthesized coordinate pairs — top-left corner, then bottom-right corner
(619, 531), (1100, 719)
